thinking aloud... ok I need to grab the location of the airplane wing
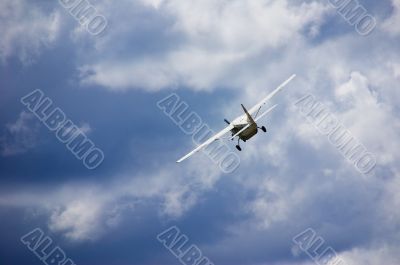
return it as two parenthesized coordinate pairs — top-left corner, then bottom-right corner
(248, 74), (296, 116)
(176, 124), (234, 163)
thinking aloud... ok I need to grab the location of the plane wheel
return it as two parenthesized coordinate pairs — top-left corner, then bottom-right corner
(261, 126), (267, 132)
(236, 145), (242, 151)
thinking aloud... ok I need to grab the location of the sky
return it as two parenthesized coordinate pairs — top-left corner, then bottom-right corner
(0, 0), (400, 265)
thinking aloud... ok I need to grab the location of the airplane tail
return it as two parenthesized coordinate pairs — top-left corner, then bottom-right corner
(241, 104), (256, 124)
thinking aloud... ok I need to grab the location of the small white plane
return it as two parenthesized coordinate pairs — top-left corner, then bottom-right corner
(176, 74), (296, 163)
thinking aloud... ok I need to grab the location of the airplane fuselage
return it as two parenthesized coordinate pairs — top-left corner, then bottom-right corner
(231, 123), (258, 141)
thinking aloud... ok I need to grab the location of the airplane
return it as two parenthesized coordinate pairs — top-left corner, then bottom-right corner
(176, 74), (296, 163)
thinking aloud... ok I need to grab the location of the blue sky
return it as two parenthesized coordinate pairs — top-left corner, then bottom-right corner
(1, 0), (400, 264)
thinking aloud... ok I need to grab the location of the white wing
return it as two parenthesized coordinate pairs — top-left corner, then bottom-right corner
(176, 124), (234, 163)
(247, 74), (296, 116)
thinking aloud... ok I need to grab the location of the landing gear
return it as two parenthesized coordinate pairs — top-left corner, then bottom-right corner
(261, 126), (267, 133)
(236, 138), (242, 151)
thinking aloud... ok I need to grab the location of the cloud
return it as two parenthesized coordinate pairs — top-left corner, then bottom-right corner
(0, 0), (61, 64)
(382, 0), (400, 36)
(333, 72), (400, 169)
(1, 0), (400, 264)
(191, 62), (400, 265)
(0, 156), (222, 241)
(0, 111), (40, 156)
(339, 244), (400, 265)
(49, 197), (105, 241)
(78, 0), (329, 91)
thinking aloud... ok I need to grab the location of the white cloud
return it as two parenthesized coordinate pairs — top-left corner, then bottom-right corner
(0, 111), (40, 156)
(0, 0), (61, 64)
(79, 0), (329, 91)
(49, 198), (104, 241)
(201, 49), (400, 264)
(0, 156), (222, 241)
(339, 245), (400, 265)
(77, 122), (92, 134)
(328, 71), (400, 171)
(382, 0), (400, 36)
(2, 1), (400, 264)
